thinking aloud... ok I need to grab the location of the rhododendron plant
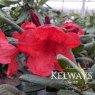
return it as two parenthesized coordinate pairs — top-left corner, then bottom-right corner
(61, 21), (84, 35)
(13, 22), (81, 76)
(1, 0), (95, 94)
(0, 30), (19, 76)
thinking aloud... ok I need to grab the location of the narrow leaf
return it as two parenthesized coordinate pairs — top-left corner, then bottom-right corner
(57, 54), (87, 83)
(0, 12), (24, 33)
(57, 90), (79, 95)
(20, 74), (74, 90)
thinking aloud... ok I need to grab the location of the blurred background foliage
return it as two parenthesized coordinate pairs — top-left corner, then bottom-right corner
(1, 0), (95, 95)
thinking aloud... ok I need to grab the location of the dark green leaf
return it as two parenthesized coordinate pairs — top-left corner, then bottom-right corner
(0, 3), (5, 8)
(84, 42), (95, 50)
(57, 90), (79, 95)
(76, 57), (94, 64)
(0, 12), (24, 33)
(16, 11), (29, 24)
(7, 0), (21, 4)
(7, 37), (18, 45)
(21, 82), (44, 92)
(88, 80), (95, 90)
(89, 64), (95, 78)
(0, 84), (25, 95)
(20, 74), (74, 90)
(82, 91), (95, 95)
(72, 45), (84, 54)
(27, 0), (34, 4)
(39, 0), (48, 5)
(0, 0), (20, 6)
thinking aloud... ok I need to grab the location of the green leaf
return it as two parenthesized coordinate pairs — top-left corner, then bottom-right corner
(89, 64), (95, 78)
(88, 80), (95, 90)
(27, 0), (34, 4)
(16, 11), (29, 24)
(82, 91), (95, 95)
(80, 35), (95, 43)
(76, 57), (94, 64)
(0, 12), (24, 33)
(45, 92), (57, 95)
(39, 0), (48, 5)
(58, 57), (71, 70)
(0, 0), (20, 6)
(84, 41), (95, 50)
(0, 3), (5, 8)
(72, 44), (84, 54)
(27, 0), (34, 7)
(58, 58), (86, 86)
(0, 84), (25, 95)
(7, 37), (18, 45)
(57, 55), (87, 84)
(7, 0), (21, 4)
(21, 81), (45, 92)
(57, 90), (79, 95)
(20, 74), (74, 90)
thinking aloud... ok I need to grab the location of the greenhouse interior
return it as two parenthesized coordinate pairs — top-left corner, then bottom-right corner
(1, 0), (95, 95)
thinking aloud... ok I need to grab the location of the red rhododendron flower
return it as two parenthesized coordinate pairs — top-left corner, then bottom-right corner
(16, 25), (80, 76)
(0, 30), (19, 76)
(30, 9), (41, 27)
(45, 16), (51, 24)
(61, 21), (84, 35)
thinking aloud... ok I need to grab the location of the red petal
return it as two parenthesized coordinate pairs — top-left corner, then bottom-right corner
(0, 43), (19, 76)
(17, 25), (67, 55)
(56, 43), (74, 61)
(12, 32), (21, 39)
(7, 56), (19, 76)
(17, 29), (43, 55)
(26, 52), (62, 76)
(12, 22), (36, 39)
(35, 25), (67, 43)
(21, 21), (36, 30)
(0, 31), (19, 76)
(63, 50), (75, 61)
(64, 32), (81, 49)
(0, 44), (17, 63)
(0, 30), (8, 42)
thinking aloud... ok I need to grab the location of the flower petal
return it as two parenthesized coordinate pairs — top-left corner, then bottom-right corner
(12, 32), (21, 39)
(7, 54), (19, 76)
(17, 29), (43, 55)
(34, 25), (67, 43)
(21, 21), (36, 30)
(16, 24), (81, 76)
(63, 50), (75, 61)
(0, 31), (19, 76)
(26, 52), (62, 76)
(64, 32), (81, 49)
